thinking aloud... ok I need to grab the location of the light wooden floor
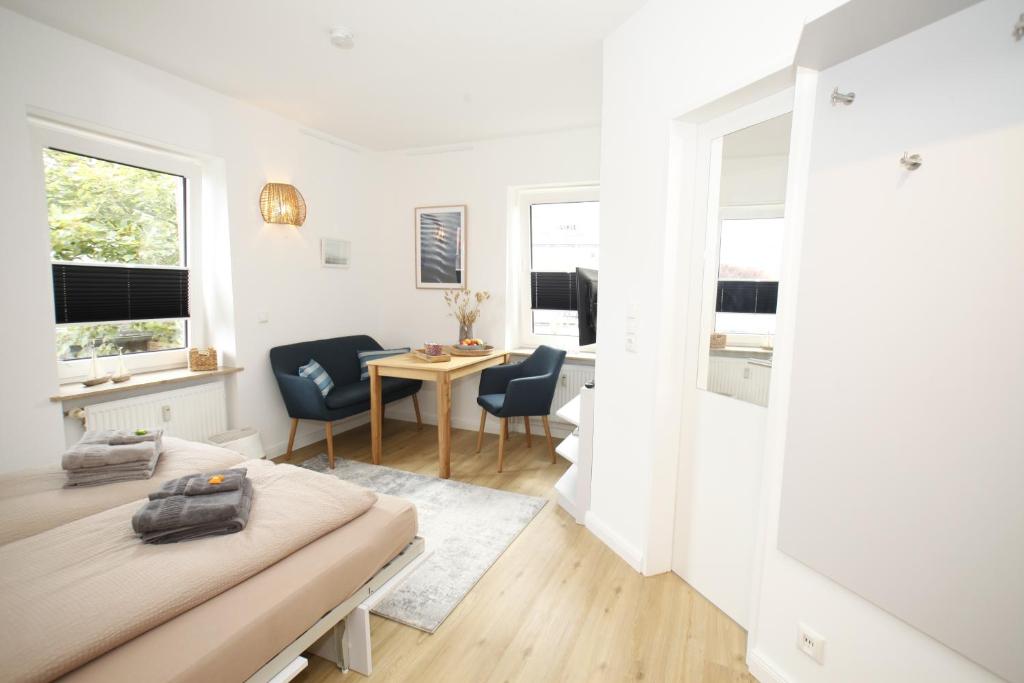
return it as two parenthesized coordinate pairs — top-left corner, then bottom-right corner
(276, 416), (756, 683)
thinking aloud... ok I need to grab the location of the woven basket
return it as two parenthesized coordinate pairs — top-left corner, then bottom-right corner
(189, 347), (218, 371)
(709, 333), (727, 350)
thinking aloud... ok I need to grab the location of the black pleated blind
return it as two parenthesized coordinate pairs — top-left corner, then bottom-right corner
(530, 272), (578, 311)
(52, 264), (190, 324)
(716, 281), (778, 315)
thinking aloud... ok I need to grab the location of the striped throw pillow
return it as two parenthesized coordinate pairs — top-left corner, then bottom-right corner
(297, 359), (334, 397)
(357, 348), (411, 381)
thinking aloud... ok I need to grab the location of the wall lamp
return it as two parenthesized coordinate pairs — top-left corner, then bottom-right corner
(259, 183), (307, 227)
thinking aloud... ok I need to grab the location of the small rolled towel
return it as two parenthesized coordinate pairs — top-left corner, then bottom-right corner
(133, 478), (254, 544)
(61, 442), (156, 471)
(148, 468), (248, 500)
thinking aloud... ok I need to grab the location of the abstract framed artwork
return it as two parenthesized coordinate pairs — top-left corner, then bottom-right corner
(321, 238), (351, 268)
(414, 205), (466, 289)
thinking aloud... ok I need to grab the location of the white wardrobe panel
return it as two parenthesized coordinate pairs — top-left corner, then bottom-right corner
(778, 2), (1024, 681)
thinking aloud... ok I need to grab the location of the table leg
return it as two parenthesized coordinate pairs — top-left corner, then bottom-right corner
(370, 365), (382, 465)
(437, 374), (452, 478)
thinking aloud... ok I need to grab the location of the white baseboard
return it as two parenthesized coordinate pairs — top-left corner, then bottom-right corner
(269, 404), (573, 460)
(584, 511), (644, 573)
(267, 413), (370, 458)
(747, 649), (791, 683)
(387, 406), (574, 439)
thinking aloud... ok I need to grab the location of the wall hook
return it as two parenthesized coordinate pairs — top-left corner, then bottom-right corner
(900, 152), (922, 170)
(831, 87), (855, 106)
(1014, 13), (1024, 41)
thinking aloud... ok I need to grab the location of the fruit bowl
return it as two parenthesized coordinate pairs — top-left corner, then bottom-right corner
(449, 342), (494, 356)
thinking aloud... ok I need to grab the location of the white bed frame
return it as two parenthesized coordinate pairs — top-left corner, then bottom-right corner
(246, 536), (427, 682)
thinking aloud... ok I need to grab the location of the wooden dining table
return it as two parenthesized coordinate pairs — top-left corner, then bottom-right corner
(367, 348), (510, 478)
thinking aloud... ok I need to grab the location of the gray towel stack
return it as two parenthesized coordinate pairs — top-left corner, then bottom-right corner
(62, 429), (164, 488)
(132, 467), (254, 544)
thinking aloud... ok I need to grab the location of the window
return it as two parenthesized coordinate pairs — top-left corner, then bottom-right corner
(33, 123), (201, 381)
(714, 206), (784, 343)
(517, 186), (599, 348)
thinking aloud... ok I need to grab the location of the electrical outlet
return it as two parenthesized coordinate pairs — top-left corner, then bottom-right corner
(797, 623), (826, 664)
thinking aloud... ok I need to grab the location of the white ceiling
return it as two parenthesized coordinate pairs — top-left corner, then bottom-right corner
(0, 0), (647, 150)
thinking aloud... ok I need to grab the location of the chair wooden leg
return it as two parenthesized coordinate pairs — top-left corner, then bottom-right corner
(542, 416), (555, 464)
(476, 408), (487, 454)
(524, 416), (533, 448)
(412, 394), (422, 430)
(325, 422), (336, 469)
(286, 418), (298, 458)
(497, 418), (507, 473)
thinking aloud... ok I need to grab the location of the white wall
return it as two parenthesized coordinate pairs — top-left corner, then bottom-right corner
(0, 8), (377, 468)
(0, 8), (602, 470)
(720, 155), (789, 206)
(362, 130), (601, 434)
(594, 0), (842, 580)
(599, 1), (1014, 683)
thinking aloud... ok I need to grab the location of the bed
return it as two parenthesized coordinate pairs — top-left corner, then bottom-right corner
(61, 493), (418, 682)
(0, 437), (246, 545)
(0, 442), (420, 682)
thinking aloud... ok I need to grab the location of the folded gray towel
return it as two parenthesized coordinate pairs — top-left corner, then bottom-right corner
(63, 470), (156, 487)
(79, 428), (164, 452)
(184, 469), (246, 497)
(148, 468), (248, 500)
(63, 449), (160, 488)
(135, 479), (254, 544)
(61, 442), (156, 471)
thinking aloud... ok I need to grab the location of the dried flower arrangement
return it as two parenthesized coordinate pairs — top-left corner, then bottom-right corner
(443, 289), (491, 325)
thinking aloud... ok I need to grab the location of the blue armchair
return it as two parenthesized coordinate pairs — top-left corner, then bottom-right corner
(270, 335), (422, 467)
(475, 345), (567, 472)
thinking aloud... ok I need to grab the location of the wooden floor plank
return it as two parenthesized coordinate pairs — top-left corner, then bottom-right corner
(276, 418), (755, 683)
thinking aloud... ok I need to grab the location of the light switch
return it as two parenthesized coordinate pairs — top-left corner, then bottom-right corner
(625, 332), (639, 353)
(257, 311), (269, 323)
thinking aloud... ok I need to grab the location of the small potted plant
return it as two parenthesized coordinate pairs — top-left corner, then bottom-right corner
(443, 289), (490, 342)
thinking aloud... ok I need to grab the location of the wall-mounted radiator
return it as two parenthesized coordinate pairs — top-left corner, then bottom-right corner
(707, 356), (771, 407)
(83, 382), (228, 442)
(550, 363), (596, 424)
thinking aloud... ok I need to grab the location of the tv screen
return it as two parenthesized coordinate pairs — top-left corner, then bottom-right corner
(576, 267), (598, 346)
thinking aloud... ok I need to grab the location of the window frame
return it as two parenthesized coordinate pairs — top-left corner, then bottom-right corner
(515, 185), (599, 350)
(713, 203), (785, 347)
(31, 121), (204, 382)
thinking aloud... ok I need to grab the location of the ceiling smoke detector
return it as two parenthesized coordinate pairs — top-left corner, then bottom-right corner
(330, 27), (355, 49)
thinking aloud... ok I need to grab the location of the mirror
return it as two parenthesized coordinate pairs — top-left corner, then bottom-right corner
(698, 113), (792, 406)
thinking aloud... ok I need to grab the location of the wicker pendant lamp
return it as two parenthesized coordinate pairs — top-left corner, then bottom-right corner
(259, 183), (307, 227)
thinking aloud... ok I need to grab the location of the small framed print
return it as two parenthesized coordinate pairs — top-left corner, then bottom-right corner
(321, 238), (351, 268)
(414, 205), (466, 289)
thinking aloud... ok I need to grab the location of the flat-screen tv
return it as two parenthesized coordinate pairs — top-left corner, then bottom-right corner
(576, 267), (598, 346)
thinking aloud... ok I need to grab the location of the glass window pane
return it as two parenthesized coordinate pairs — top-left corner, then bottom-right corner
(529, 200), (598, 337)
(56, 320), (187, 361)
(530, 201), (599, 272)
(718, 217), (784, 280)
(716, 217), (783, 336)
(44, 149), (185, 267)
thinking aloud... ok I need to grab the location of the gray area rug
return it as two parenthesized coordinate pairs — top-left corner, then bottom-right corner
(302, 454), (547, 632)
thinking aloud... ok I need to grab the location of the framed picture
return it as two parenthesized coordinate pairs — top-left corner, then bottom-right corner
(414, 205), (466, 289)
(321, 238), (351, 268)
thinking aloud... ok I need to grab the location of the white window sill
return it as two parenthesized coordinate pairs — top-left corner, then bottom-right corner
(51, 365), (243, 402)
(509, 347), (596, 365)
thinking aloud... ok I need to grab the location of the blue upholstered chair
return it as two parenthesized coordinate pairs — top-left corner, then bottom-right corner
(270, 335), (422, 467)
(475, 345), (567, 472)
